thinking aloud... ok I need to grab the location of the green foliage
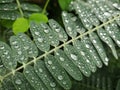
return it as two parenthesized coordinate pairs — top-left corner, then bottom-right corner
(29, 13), (48, 23)
(58, 0), (72, 10)
(13, 18), (29, 34)
(0, 0), (120, 90)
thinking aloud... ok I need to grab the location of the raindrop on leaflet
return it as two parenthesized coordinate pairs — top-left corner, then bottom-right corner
(58, 75), (63, 80)
(48, 60), (52, 65)
(35, 32), (40, 35)
(12, 41), (17, 45)
(50, 82), (56, 88)
(0, 46), (4, 49)
(55, 27), (60, 32)
(37, 38), (43, 43)
(63, 81), (67, 85)
(4, 51), (9, 55)
(60, 57), (65, 61)
(70, 54), (78, 60)
(39, 68), (43, 73)
(44, 29), (49, 33)
(15, 79), (22, 85)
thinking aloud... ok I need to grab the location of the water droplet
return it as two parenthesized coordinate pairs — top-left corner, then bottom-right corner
(117, 40), (120, 45)
(25, 70), (29, 73)
(15, 79), (22, 85)
(56, 52), (59, 56)
(85, 44), (90, 48)
(39, 68), (43, 73)
(0, 46), (4, 49)
(60, 57), (65, 61)
(18, 51), (22, 55)
(93, 40), (97, 43)
(80, 51), (85, 56)
(12, 41), (17, 45)
(55, 28), (60, 32)
(50, 82), (56, 87)
(63, 81), (67, 85)
(52, 66), (56, 69)
(38, 38), (43, 43)
(35, 32), (40, 35)
(58, 75), (63, 80)
(70, 54), (78, 60)
(48, 60), (52, 65)
(44, 29), (49, 33)
(4, 51), (9, 55)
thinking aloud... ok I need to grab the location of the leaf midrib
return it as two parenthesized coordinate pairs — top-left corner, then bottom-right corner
(2, 14), (120, 82)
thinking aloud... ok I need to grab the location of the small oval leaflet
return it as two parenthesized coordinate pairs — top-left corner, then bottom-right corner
(30, 22), (50, 52)
(45, 55), (72, 90)
(48, 19), (68, 42)
(12, 72), (34, 90)
(64, 44), (91, 77)
(40, 23), (59, 46)
(97, 28), (118, 59)
(17, 33), (38, 58)
(0, 41), (17, 69)
(55, 49), (83, 81)
(62, 11), (77, 37)
(24, 65), (47, 90)
(10, 36), (28, 64)
(89, 32), (109, 66)
(73, 39), (98, 71)
(34, 60), (61, 90)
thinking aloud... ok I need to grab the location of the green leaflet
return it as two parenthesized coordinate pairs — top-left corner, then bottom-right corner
(105, 22), (120, 47)
(13, 18), (29, 34)
(0, 0), (13, 3)
(40, 23), (59, 46)
(21, 3), (42, 12)
(68, 13), (86, 34)
(81, 37), (103, 67)
(34, 60), (61, 90)
(30, 22), (50, 52)
(64, 44), (91, 77)
(24, 65), (47, 90)
(0, 58), (9, 76)
(10, 36), (28, 64)
(73, 2), (93, 29)
(73, 40), (98, 70)
(88, 0), (109, 22)
(1, 76), (16, 90)
(97, 28), (118, 59)
(12, 72), (34, 90)
(0, 3), (17, 10)
(45, 55), (72, 90)
(62, 11), (77, 37)
(89, 32), (109, 66)
(29, 13), (48, 24)
(55, 49), (83, 81)
(0, 11), (20, 20)
(58, 0), (72, 10)
(0, 41), (17, 69)
(48, 19), (68, 42)
(17, 33), (38, 58)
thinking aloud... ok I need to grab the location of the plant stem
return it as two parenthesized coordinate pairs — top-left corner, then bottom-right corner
(42, 0), (50, 14)
(16, 0), (24, 17)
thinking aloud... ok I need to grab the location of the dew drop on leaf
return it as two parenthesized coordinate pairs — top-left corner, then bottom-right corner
(70, 54), (78, 60)
(58, 75), (63, 80)
(50, 82), (56, 87)
(15, 79), (22, 85)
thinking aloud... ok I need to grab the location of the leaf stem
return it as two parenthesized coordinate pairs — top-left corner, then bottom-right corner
(16, 0), (24, 17)
(42, 0), (50, 14)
